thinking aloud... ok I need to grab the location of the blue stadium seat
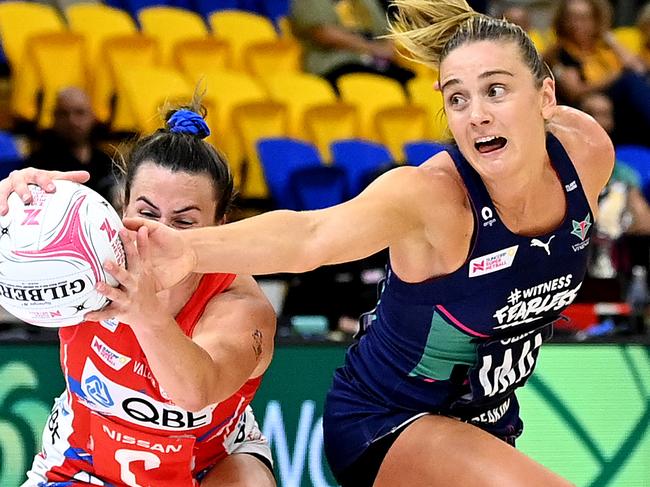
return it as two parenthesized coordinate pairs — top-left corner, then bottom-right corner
(257, 137), (323, 210)
(615, 145), (650, 200)
(330, 139), (393, 196)
(0, 131), (23, 180)
(290, 165), (348, 210)
(404, 140), (447, 166)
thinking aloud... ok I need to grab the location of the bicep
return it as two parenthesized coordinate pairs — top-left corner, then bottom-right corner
(303, 167), (434, 267)
(192, 276), (276, 398)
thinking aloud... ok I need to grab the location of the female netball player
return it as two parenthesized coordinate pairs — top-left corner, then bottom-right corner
(11, 0), (615, 484)
(0, 106), (277, 487)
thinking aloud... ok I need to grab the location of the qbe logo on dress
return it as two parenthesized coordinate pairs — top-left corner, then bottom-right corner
(469, 245), (518, 278)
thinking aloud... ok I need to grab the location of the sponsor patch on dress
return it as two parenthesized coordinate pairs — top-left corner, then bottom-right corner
(469, 246), (518, 277)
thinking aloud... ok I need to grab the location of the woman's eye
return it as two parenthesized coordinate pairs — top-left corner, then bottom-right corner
(138, 210), (157, 218)
(174, 221), (195, 228)
(449, 94), (465, 106)
(488, 85), (506, 97)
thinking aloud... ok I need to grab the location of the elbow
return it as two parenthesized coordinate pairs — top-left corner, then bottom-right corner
(171, 390), (214, 413)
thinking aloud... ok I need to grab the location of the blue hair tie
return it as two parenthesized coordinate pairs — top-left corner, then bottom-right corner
(168, 109), (211, 139)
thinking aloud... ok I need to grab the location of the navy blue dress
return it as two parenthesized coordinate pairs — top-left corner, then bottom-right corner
(323, 133), (594, 478)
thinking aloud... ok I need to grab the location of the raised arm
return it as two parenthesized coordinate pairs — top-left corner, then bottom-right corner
(125, 161), (470, 286)
(130, 275), (276, 411)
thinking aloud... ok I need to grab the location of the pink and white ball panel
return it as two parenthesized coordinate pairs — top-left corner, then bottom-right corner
(0, 181), (125, 327)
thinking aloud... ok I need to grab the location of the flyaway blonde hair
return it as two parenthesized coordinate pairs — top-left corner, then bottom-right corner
(387, 0), (550, 86)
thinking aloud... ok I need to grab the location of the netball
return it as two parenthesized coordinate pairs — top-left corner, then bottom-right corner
(0, 181), (124, 327)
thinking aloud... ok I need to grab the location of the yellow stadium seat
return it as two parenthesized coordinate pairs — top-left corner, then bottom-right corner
(27, 32), (89, 128)
(66, 3), (136, 69)
(337, 73), (407, 140)
(174, 37), (232, 81)
(0, 2), (63, 68)
(304, 103), (359, 163)
(613, 26), (643, 55)
(101, 34), (161, 132)
(139, 6), (209, 65)
(209, 10), (278, 70)
(263, 72), (337, 138)
(278, 16), (295, 40)
(197, 69), (267, 186)
(243, 39), (301, 79)
(406, 77), (450, 142)
(0, 1), (65, 121)
(375, 106), (429, 162)
(232, 101), (289, 199)
(394, 49), (438, 79)
(114, 65), (194, 134)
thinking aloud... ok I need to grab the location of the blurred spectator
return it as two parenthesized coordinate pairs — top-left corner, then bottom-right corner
(576, 92), (650, 309)
(545, 0), (650, 146)
(498, 3), (552, 54)
(25, 87), (117, 204)
(288, 0), (414, 91)
(501, 3), (532, 30)
(580, 92), (650, 236)
(638, 2), (650, 69)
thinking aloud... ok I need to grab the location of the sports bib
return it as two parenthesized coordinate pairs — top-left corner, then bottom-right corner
(90, 413), (197, 487)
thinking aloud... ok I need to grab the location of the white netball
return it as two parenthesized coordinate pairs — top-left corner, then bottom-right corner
(0, 181), (125, 327)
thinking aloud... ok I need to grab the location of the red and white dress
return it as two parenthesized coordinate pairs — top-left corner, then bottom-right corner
(23, 273), (271, 487)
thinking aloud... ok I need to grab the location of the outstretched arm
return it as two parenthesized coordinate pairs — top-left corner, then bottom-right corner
(125, 164), (459, 286)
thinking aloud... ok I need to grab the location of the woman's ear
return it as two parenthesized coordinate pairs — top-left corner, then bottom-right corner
(541, 77), (557, 121)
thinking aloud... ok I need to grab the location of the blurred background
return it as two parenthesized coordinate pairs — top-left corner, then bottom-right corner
(0, 0), (648, 485)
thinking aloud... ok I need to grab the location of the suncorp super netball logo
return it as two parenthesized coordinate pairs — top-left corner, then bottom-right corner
(469, 245), (518, 278)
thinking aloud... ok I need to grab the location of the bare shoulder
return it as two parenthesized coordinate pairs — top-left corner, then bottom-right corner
(547, 106), (615, 201)
(376, 150), (468, 210)
(196, 275), (276, 376)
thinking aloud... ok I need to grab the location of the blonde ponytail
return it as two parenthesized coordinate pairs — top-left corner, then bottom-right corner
(388, 0), (479, 67)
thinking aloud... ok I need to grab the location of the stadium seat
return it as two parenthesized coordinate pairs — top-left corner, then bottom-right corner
(290, 165), (348, 210)
(243, 39), (301, 79)
(404, 141), (447, 166)
(263, 72), (338, 139)
(612, 26), (642, 55)
(139, 6), (209, 64)
(66, 3), (137, 68)
(0, 2), (65, 122)
(174, 38), (231, 79)
(197, 69), (266, 184)
(114, 65), (194, 134)
(209, 10), (278, 70)
(233, 101), (289, 199)
(375, 105), (429, 162)
(26, 32), (89, 128)
(102, 34), (161, 132)
(615, 145), (650, 200)
(0, 131), (23, 179)
(257, 137), (323, 209)
(67, 5), (139, 124)
(304, 103), (359, 163)
(337, 73), (407, 141)
(406, 76), (451, 141)
(331, 139), (393, 196)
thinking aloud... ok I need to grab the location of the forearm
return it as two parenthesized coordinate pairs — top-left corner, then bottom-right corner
(132, 315), (222, 411)
(187, 210), (320, 275)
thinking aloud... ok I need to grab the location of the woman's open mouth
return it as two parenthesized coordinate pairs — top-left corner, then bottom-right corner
(474, 136), (507, 154)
